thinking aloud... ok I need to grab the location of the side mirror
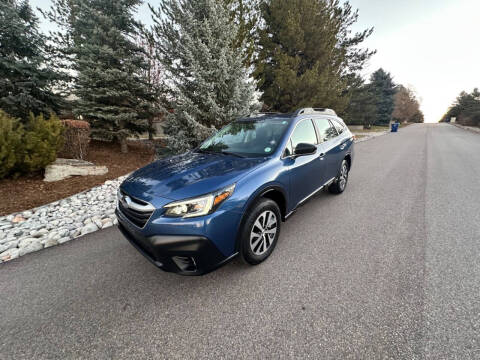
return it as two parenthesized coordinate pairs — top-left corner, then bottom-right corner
(294, 143), (317, 156)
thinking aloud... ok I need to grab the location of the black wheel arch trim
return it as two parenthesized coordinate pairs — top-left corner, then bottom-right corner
(234, 183), (288, 252)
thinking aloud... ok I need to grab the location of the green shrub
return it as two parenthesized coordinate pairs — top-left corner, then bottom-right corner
(19, 113), (64, 174)
(0, 110), (23, 179)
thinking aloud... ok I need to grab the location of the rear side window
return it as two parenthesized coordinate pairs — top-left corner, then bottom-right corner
(290, 120), (317, 148)
(331, 119), (346, 134)
(314, 118), (337, 142)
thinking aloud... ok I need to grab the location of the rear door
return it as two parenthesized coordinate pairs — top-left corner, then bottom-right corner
(313, 117), (341, 182)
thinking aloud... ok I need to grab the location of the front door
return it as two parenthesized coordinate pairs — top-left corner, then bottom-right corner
(287, 119), (325, 206)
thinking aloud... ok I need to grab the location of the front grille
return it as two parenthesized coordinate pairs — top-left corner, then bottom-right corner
(118, 192), (154, 228)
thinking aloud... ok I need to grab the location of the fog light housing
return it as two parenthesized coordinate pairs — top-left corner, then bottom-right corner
(172, 256), (197, 272)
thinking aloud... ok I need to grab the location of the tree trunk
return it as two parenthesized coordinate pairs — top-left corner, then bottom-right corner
(120, 138), (128, 153)
(148, 118), (154, 141)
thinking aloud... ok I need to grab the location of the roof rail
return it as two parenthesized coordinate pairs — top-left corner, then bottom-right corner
(294, 107), (337, 116)
(247, 112), (281, 117)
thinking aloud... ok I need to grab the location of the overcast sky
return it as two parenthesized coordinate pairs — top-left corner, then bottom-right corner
(32, 0), (479, 123)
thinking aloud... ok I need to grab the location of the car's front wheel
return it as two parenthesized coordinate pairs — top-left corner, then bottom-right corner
(240, 198), (281, 265)
(329, 159), (349, 194)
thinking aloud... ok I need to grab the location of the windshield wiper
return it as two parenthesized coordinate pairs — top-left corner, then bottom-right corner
(194, 148), (217, 155)
(220, 151), (246, 158)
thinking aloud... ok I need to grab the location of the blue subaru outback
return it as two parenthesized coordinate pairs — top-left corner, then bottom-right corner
(116, 108), (354, 275)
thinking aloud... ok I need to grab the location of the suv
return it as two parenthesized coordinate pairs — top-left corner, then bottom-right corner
(116, 108), (354, 275)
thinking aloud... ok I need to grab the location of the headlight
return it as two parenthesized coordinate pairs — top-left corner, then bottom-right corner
(163, 184), (235, 218)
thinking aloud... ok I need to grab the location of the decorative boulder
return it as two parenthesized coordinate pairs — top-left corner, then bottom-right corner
(44, 158), (108, 182)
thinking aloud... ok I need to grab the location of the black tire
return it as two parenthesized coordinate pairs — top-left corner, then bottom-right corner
(328, 159), (349, 194)
(239, 198), (281, 265)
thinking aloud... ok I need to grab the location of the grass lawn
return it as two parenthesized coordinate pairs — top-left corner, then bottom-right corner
(351, 125), (389, 133)
(0, 140), (156, 216)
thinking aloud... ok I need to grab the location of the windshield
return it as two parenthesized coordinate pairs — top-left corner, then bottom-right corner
(198, 118), (291, 157)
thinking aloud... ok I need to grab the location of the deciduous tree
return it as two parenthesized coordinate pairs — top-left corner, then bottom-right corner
(392, 85), (424, 123)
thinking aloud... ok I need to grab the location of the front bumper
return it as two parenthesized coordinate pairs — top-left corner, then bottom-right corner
(116, 209), (234, 275)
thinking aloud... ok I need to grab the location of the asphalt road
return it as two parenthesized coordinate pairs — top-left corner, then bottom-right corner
(1, 123), (479, 359)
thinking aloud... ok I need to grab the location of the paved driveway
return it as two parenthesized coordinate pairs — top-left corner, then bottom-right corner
(1, 123), (479, 359)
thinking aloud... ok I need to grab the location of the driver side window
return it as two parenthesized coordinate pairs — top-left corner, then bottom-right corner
(290, 120), (317, 148)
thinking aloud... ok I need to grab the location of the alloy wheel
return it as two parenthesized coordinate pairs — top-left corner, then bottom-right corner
(250, 210), (278, 256)
(339, 163), (348, 190)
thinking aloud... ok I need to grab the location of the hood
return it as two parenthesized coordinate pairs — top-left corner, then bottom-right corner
(121, 151), (266, 203)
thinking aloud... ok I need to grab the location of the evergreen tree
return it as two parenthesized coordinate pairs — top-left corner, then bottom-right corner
(151, 0), (255, 153)
(221, 0), (260, 67)
(343, 75), (377, 128)
(441, 88), (480, 125)
(369, 68), (395, 126)
(136, 29), (168, 140)
(0, 0), (64, 119)
(254, 0), (374, 113)
(44, 0), (157, 153)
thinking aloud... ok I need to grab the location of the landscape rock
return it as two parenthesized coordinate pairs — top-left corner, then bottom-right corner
(1, 175), (127, 261)
(12, 214), (26, 223)
(18, 241), (43, 256)
(44, 158), (108, 182)
(22, 211), (33, 219)
(1, 248), (20, 262)
(43, 238), (59, 248)
(58, 237), (72, 244)
(0, 240), (19, 253)
(81, 223), (98, 235)
(102, 221), (113, 229)
(18, 237), (38, 248)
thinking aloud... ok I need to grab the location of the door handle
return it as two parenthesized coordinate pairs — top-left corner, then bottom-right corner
(319, 152), (325, 159)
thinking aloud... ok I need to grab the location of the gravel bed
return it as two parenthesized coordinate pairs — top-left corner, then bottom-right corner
(0, 175), (128, 263)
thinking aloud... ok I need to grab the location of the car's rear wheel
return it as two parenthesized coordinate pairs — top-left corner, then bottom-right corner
(240, 198), (281, 265)
(329, 159), (349, 194)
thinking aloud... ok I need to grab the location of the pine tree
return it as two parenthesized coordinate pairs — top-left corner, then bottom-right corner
(221, 0), (260, 67)
(44, 0), (157, 153)
(254, 0), (374, 113)
(369, 68), (395, 126)
(343, 75), (377, 128)
(151, 0), (255, 153)
(136, 29), (168, 140)
(0, 0), (64, 120)
(441, 88), (480, 125)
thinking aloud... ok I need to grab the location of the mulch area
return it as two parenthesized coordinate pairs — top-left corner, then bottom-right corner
(0, 140), (156, 216)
